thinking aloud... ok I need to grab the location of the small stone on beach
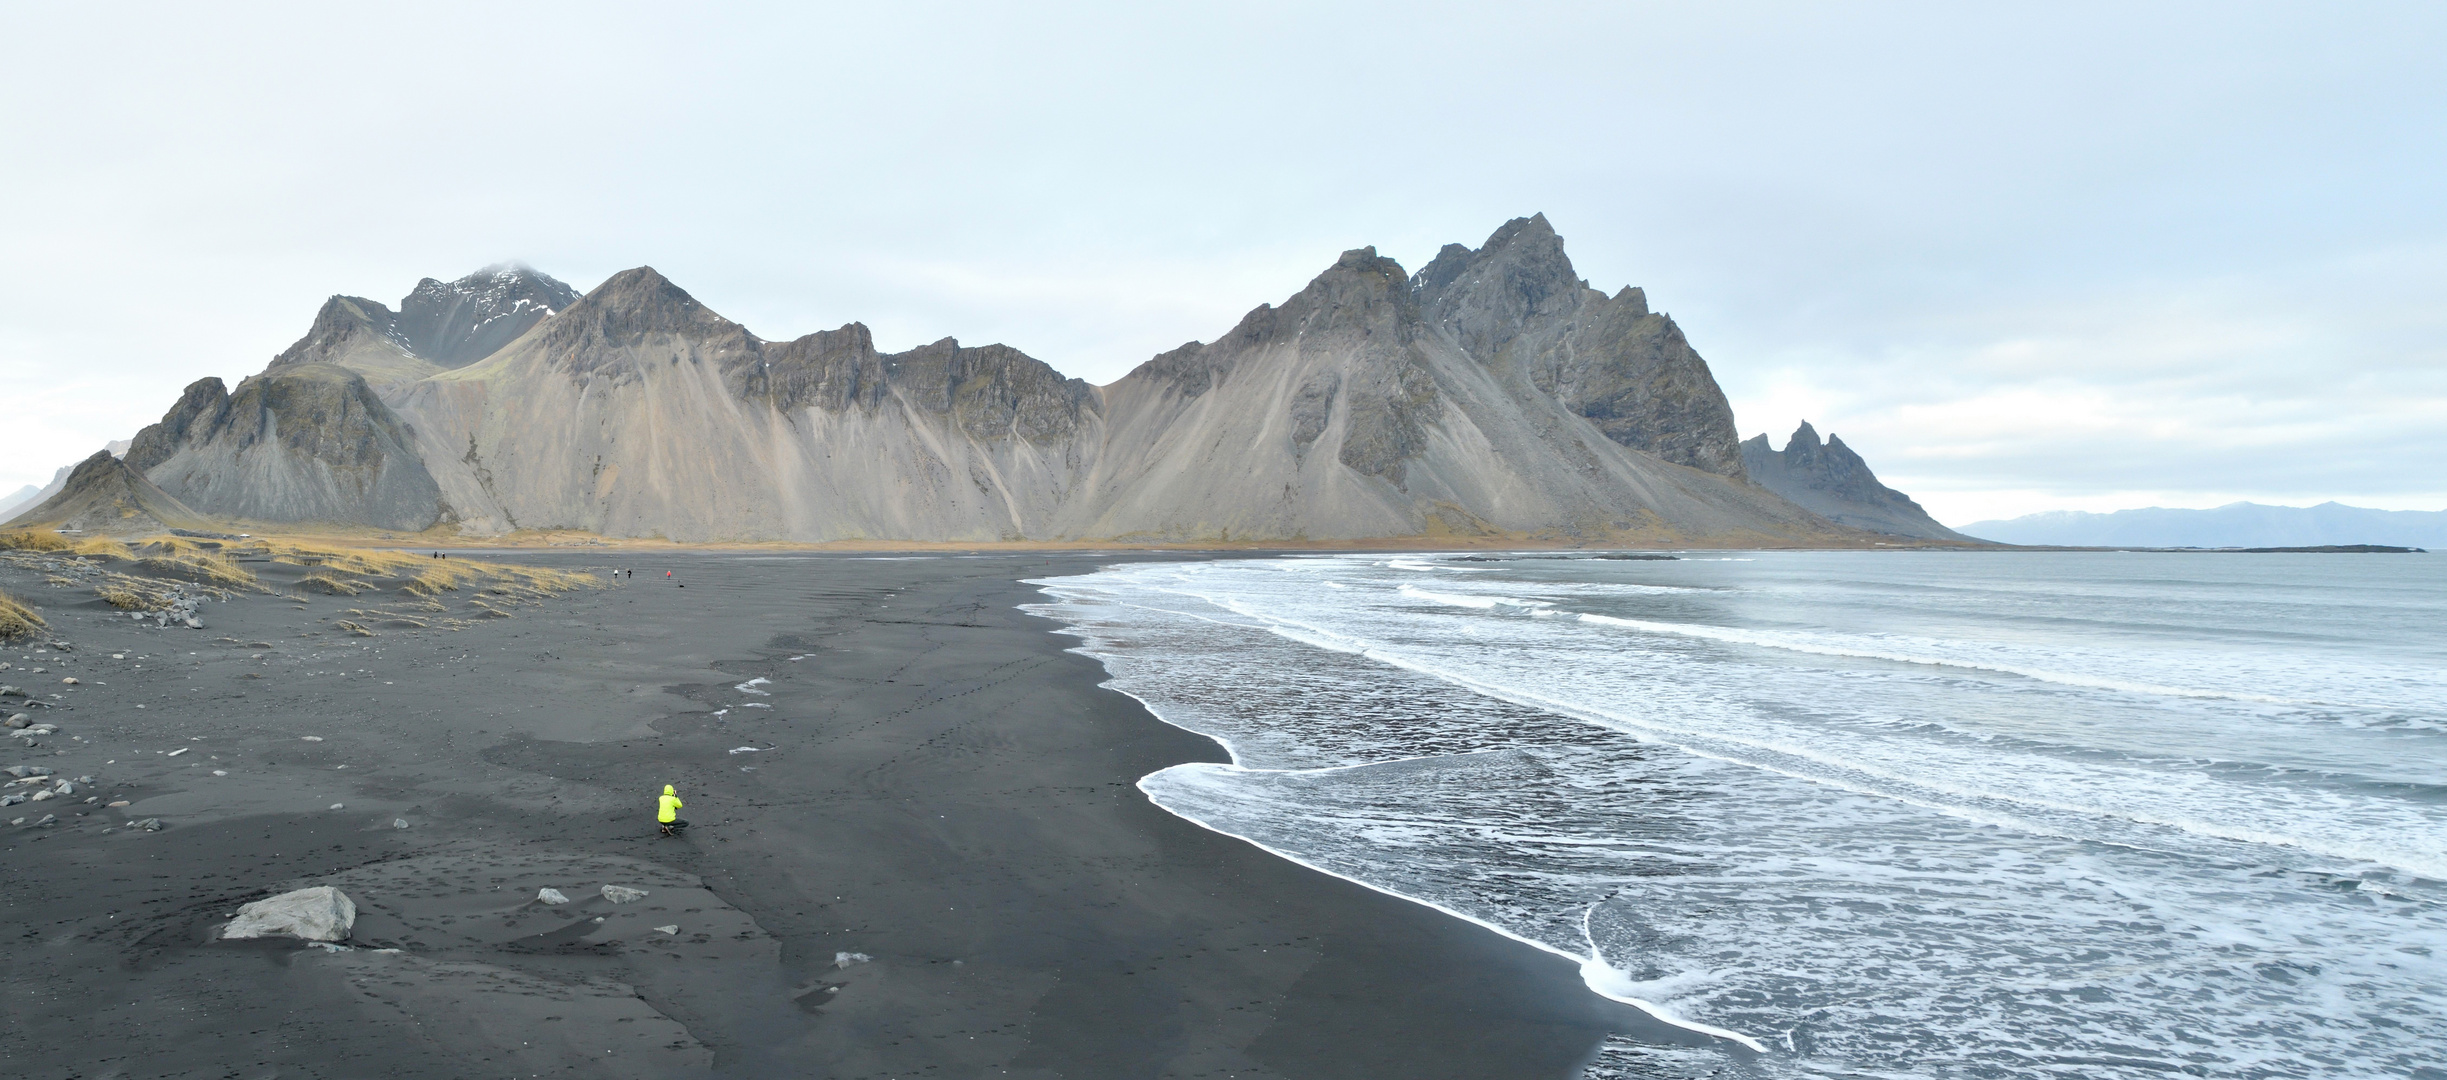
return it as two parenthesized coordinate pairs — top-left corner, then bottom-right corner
(537, 887), (571, 905)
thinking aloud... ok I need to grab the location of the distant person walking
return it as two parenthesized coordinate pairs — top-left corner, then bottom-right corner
(658, 784), (687, 837)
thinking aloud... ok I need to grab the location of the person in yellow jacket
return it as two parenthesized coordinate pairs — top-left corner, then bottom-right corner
(657, 784), (688, 837)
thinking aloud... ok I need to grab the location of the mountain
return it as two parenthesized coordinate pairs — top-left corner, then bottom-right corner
(0, 485), (39, 520)
(109, 216), (1871, 545)
(1740, 422), (1969, 541)
(1961, 503), (2447, 548)
(1064, 225), (1809, 542)
(13, 439), (133, 520)
(124, 365), (445, 532)
(4, 451), (211, 536)
(267, 265), (580, 394)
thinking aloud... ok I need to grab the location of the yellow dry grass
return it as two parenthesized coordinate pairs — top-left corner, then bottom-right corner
(136, 554), (258, 589)
(296, 574), (366, 597)
(0, 590), (45, 640)
(70, 537), (131, 559)
(267, 541), (597, 595)
(0, 530), (72, 552)
(97, 583), (167, 610)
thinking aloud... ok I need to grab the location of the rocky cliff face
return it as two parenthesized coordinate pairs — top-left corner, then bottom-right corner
(4, 451), (209, 536)
(391, 268), (1106, 541)
(1061, 228), (1821, 542)
(1413, 214), (1746, 478)
(269, 266), (580, 393)
(100, 217), (1870, 544)
(124, 366), (445, 532)
(1740, 422), (1967, 541)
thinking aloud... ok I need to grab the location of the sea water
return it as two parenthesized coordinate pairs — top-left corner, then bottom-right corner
(1023, 552), (2447, 1079)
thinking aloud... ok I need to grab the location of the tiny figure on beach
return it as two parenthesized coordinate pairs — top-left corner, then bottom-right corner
(658, 783), (687, 837)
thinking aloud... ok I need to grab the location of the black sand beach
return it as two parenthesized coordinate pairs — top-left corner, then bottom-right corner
(0, 551), (1702, 1078)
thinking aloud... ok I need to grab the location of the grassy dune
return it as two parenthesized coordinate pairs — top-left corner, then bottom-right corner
(0, 531), (601, 631)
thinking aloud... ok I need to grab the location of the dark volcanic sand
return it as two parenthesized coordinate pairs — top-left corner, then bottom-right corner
(0, 551), (1709, 1078)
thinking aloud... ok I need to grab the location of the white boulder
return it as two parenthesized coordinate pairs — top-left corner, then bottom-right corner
(222, 886), (357, 942)
(601, 885), (647, 904)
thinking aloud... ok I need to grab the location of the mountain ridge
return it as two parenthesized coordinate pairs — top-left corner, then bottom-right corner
(78, 217), (1963, 546)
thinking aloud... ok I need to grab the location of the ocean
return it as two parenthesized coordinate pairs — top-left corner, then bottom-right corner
(1024, 551), (2447, 1079)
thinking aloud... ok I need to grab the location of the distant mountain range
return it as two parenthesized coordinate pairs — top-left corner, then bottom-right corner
(1961, 503), (2446, 549)
(11, 218), (1964, 545)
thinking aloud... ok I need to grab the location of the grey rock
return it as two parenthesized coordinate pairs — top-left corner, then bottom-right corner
(134, 817), (163, 831)
(34, 813), (55, 826)
(124, 365), (446, 532)
(4, 714), (28, 728)
(392, 818), (409, 829)
(601, 885), (648, 904)
(0, 794), (23, 806)
(536, 887), (571, 905)
(221, 885), (357, 942)
(1740, 422), (1972, 542)
(1414, 214), (1746, 478)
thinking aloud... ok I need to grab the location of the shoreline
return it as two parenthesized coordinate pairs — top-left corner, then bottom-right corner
(1, 548), (1715, 1077)
(1032, 575), (1772, 1056)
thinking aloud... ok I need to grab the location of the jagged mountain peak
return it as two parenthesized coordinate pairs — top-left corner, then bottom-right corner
(270, 295), (413, 370)
(540, 266), (747, 357)
(397, 263), (582, 367)
(269, 263), (583, 376)
(1741, 421), (1967, 542)
(1415, 213), (1589, 333)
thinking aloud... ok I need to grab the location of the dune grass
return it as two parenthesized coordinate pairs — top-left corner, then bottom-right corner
(0, 590), (45, 640)
(0, 530), (73, 552)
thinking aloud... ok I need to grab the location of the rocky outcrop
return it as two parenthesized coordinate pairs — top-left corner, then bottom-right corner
(1414, 214), (1746, 478)
(3, 451), (211, 536)
(395, 264), (580, 367)
(220, 886), (357, 942)
(125, 366), (445, 531)
(1740, 422), (1968, 541)
(269, 265), (580, 392)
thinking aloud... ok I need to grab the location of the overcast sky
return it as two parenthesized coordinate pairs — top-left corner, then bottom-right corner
(4, 2), (2440, 525)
